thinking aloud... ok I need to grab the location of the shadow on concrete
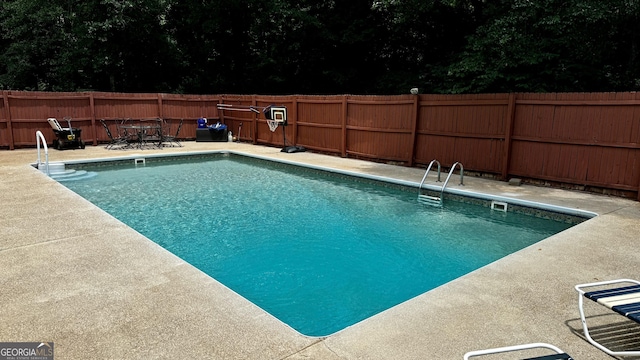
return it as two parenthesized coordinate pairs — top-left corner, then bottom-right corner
(566, 314), (640, 360)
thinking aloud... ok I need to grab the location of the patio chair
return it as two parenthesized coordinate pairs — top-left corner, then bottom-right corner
(575, 278), (640, 357)
(162, 118), (183, 147)
(464, 343), (572, 359)
(138, 118), (164, 147)
(100, 119), (129, 149)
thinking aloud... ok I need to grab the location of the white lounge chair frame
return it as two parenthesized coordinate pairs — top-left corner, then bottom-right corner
(464, 343), (572, 359)
(575, 278), (640, 357)
(47, 117), (67, 131)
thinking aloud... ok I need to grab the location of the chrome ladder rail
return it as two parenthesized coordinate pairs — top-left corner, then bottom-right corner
(417, 161), (464, 206)
(417, 159), (442, 205)
(36, 130), (50, 176)
(440, 162), (464, 199)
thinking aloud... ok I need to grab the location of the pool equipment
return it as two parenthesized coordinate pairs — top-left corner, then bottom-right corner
(47, 117), (85, 150)
(263, 105), (305, 153)
(418, 160), (463, 206)
(35, 131), (50, 175)
(263, 105), (287, 131)
(217, 103), (306, 153)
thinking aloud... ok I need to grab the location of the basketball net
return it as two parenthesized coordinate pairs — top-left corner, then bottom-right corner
(267, 119), (279, 132)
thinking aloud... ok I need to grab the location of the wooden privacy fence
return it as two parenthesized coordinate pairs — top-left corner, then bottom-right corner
(0, 91), (221, 149)
(2, 91), (640, 199)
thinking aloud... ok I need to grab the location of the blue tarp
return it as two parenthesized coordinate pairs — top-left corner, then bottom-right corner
(209, 122), (227, 131)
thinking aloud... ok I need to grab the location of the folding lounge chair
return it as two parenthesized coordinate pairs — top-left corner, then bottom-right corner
(575, 278), (640, 357)
(464, 343), (573, 360)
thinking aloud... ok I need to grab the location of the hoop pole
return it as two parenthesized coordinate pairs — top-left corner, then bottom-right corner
(282, 122), (288, 147)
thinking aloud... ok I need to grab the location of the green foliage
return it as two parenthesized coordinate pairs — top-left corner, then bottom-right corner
(0, 0), (638, 93)
(446, 0), (640, 93)
(0, 0), (71, 90)
(0, 0), (178, 92)
(371, 0), (479, 93)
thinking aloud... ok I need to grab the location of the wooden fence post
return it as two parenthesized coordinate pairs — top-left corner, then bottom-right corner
(501, 93), (517, 181)
(252, 95), (258, 145)
(89, 93), (97, 146)
(157, 93), (164, 119)
(291, 96), (298, 146)
(341, 95), (348, 157)
(2, 91), (14, 150)
(408, 94), (419, 167)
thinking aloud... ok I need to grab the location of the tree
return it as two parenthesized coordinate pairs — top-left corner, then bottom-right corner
(2, 0), (639, 94)
(0, 0), (179, 92)
(0, 0), (75, 90)
(445, 0), (640, 93)
(74, 0), (180, 92)
(372, 0), (481, 93)
(167, 0), (390, 94)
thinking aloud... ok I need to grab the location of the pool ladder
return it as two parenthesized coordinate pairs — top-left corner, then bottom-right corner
(36, 130), (50, 176)
(418, 160), (464, 206)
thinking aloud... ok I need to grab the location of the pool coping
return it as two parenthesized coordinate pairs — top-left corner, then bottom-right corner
(4, 141), (640, 359)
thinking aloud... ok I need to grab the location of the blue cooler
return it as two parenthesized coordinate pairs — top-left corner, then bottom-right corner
(197, 117), (207, 128)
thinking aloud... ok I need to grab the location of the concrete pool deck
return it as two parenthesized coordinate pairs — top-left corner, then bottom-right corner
(1, 141), (639, 359)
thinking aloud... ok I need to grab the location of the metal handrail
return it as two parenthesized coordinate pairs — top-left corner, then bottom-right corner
(35, 130), (49, 175)
(440, 162), (463, 199)
(418, 159), (441, 197)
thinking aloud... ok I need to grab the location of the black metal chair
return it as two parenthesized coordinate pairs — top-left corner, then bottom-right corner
(139, 118), (164, 148)
(100, 119), (129, 150)
(162, 119), (183, 147)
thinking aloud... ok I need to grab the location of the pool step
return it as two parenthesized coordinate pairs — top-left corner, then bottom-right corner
(417, 194), (442, 207)
(48, 168), (98, 181)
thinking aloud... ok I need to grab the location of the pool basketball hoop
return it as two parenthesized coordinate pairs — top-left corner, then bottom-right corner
(267, 119), (279, 132)
(217, 102), (305, 153)
(264, 105), (287, 132)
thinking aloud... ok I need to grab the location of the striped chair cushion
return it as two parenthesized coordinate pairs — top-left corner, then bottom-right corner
(584, 284), (640, 321)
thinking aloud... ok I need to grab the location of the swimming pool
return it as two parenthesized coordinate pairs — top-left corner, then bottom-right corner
(59, 154), (583, 336)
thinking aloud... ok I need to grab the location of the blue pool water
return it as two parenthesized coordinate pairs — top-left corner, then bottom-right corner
(61, 154), (576, 336)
